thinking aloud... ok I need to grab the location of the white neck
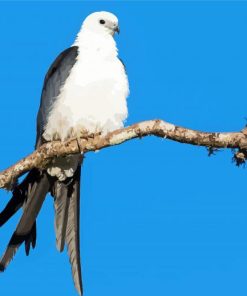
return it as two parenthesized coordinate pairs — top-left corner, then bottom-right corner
(73, 28), (118, 59)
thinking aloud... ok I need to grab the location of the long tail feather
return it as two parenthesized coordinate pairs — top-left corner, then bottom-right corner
(53, 166), (83, 295)
(65, 167), (83, 295)
(54, 182), (70, 252)
(0, 169), (40, 227)
(25, 222), (37, 256)
(0, 171), (51, 271)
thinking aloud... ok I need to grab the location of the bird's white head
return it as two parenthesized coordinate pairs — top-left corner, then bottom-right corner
(82, 11), (119, 36)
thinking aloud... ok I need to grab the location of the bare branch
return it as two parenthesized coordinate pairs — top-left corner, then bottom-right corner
(1, 119), (247, 190)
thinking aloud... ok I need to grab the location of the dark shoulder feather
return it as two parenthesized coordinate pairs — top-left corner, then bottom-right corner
(36, 46), (79, 148)
(43, 47), (78, 86)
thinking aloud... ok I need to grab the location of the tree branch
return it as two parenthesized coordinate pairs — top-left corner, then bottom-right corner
(1, 119), (247, 190)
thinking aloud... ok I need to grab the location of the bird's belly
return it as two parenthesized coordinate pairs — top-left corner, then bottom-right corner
(64, 78), (128, 135)
(43, 60), (128, 142)
(43, 58), (129, 181)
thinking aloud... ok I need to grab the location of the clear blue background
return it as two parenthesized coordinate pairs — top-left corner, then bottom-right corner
(0, 1), (247, 295)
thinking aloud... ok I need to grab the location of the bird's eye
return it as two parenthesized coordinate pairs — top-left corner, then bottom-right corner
(99, 19), (105, 25)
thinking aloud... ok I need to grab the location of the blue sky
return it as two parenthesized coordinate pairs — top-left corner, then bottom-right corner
(1, 1), (247, 295)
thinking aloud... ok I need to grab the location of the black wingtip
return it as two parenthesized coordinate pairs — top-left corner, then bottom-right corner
(25, 242), (30, 256)
(0, 264), (5, 272)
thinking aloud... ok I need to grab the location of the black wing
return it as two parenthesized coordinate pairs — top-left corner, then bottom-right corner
(36, 46), (79, 148)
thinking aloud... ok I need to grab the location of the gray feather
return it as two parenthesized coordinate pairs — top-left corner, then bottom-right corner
(65, 167), (82, 296)
(54, 182), (70, 252)
(53, 166), (83, 295)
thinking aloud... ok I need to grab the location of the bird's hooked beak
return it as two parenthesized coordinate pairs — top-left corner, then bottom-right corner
(114, 25), (120, 34)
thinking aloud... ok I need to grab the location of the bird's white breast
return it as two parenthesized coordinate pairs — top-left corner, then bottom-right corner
(43, 30), (129, 180)
(43, 32), (129, 142)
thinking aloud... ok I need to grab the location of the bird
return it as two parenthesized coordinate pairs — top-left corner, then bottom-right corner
(0, 11), (129, 296)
